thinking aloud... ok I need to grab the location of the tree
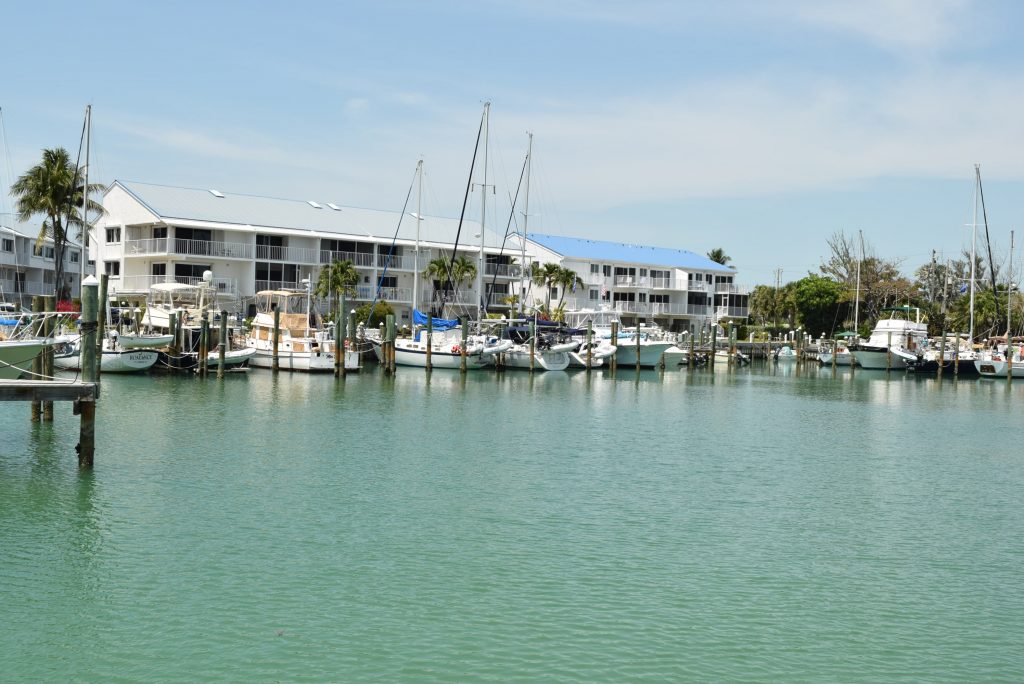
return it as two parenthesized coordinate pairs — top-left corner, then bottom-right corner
(819, 230), (908, 335)
(11, 147), (103, 302)
(531, 262), (561, 311)
(792, 274), (848, 338)
(706, 248), (731, 265)
(451, 255), (477, 289)
(355, 300), (394, 328)
(554, 266), (583, 307)
(315, 259), (358, 319)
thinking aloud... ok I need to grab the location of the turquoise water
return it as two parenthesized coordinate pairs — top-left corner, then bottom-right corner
(2, 365), (1023, 682)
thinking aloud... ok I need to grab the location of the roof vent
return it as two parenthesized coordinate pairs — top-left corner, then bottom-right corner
(327, 203), (342, 211)
(307, 201), (322, 209)
(209, 189), (225, 198)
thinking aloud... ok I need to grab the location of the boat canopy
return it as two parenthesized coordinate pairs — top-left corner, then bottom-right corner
(413, 309), (458, 331)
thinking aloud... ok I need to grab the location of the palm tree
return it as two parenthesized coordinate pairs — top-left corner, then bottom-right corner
(315, 259), (358, 319)
(531, 262), (561, 311)
(555, 266), (583, 308)
(11, 147), (103, 302)
(451, 255), (477, 289)
(707, 248), (731, 265)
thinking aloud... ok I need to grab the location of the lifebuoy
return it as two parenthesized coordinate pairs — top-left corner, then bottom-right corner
(451, 345), (460, 354)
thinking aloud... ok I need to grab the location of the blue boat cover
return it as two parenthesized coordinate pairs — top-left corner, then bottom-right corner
(413, 309), (458, 331)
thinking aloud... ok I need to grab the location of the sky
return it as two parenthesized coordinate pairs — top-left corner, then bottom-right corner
(3, 0), (1024, 286)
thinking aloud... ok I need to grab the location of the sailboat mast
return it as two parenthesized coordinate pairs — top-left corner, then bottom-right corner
(1008, 230), (1014, 338)
(520, 132), (532, 317)
(970, 164), (979, 344)
(81, 104), (91, 297)
(854, 229), (863, 335)
(476, 102), (490, 323)
(412, 159), (423, 315)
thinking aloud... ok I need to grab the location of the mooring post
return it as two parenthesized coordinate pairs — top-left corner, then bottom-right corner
(338, 296), (348, 377)
(886, 330), (892, 373)
(42, 296), (55, 420)
(199, 311), (209, 377)
(96, 275), (108, 384)
(385, 314), (396, 375)
(272, 304), (280, 373)
(78, 276), (99, 468)
(709, 323), (717, 369)
(460, 317), (468, 374)
(217, 310), (227, 378)
(347, 310), (357, 369)
(586, 321), (593, 372)
(529, 321), (536, 373)
(610, 321), (618, 374)
(635, 324), (641, 372)
(425, 313), (433, 372)
(939, 330), (946, 378)
(832, 337), (838, 371)
(334, 315), (342, 378)
(30, 296), (43, 421)
(689, 328), (695, 369)
(168, 311), (178, 356)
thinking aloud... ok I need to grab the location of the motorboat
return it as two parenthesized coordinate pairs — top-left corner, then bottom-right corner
(774, 345), (798, 361)
(53, 336), (158, 373)
(568, 338), (616, 368)
(0, 339), (47, 379)
(850, 307), (928, 370)
(973, 337), (1024, 378)
(245, 290), (336, 371)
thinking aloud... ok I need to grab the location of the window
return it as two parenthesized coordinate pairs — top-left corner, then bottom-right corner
(602, 265), (611, 277)
(650, 294), (669, 304)
(106, 227), (121, 243)
(153, 227), (167, 239)
(638, 292), (647, 303)
(639, 268), (647, 277)
(151, 263), (166, 277)
(590, 263), (600, 274)
(378, 276), (397, 289)
(1, 238), (12, 252)
(176, 263), (213, 281)
(104, 261), (120, 276)
(550, 287), (558, 301)
(70, 250), (79, 263)
(43, 247), (55, 259)
(44, 272), (54, 285)
(257, 234), (286, 260)
(589, 289), (599, 301)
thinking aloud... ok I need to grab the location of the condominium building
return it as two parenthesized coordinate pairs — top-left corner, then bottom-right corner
(523, 233), (749, 332)
(1, 216), (87, 308)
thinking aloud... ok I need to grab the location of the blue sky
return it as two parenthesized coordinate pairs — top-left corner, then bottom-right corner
(3, 0), (1024, 286)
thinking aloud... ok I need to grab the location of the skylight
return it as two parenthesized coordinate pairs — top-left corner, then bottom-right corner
(307, 201), (322, 209)
(209, 189), (225, 198)
(327, 203), (342, 211)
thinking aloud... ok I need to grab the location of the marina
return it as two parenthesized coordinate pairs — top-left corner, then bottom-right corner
(2, 363), (1022, 681)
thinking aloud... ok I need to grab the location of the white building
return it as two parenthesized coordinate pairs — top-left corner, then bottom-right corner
(91, 181), (749, 331)
(92, 180), (526, 324)
(1, 216), (87, 308)
(522, 233), (749, 333)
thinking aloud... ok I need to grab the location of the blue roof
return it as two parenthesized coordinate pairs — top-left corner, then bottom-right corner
(527, 233), (734, 272)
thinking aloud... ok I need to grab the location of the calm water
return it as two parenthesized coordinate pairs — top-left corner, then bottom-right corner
(2, 364), (1023, 682)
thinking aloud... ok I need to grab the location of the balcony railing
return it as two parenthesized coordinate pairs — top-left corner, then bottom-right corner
(649, 277), (674, 289)
(320, 250), (375, 267)
(256, 244), (320, 263)
(687, 281), (709, 292)
(255, 279), (304, 292)
(614, 275), (649, 287)
(377, 254), (410, 270)
(484, 263), (522, 277)
(123, 238), (255, 259)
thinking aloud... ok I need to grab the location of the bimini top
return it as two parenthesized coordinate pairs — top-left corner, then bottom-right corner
(527, 233), (735, 273)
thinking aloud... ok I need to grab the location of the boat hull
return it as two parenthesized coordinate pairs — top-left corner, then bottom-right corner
(975, 359), (1024, 378)
(851, 347), (910, 370)
(614, 341), (674, 367)
(502, 349), (570, 371)
(0, 340), (46, 379)
(249, 349), (336, 371)
(54, 348), (159, 373)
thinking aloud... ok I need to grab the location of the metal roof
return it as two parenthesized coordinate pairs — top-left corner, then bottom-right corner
(526, 233), (735, 272)
(113, 180), (512, 250)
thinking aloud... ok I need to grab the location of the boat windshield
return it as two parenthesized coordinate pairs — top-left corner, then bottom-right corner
(255, 291), (308, 315)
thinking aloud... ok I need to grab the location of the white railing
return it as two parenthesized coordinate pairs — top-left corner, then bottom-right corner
(649, 302), (688, 315)
(367, 286), (412, 302)
(320, 250), (375, 267)
(484, 263), (522, 277)
(649, 277), (674, 289)
(255, 244), (319, 263)
(584, 273), (607, 286)
(420, 290), (478, 306)
(687, 281), (709, 292)
(124, 238), (255, 259)
(614, 275), (649, 287)
(378, 254), (409, 270)
(255, 279), (304, 292)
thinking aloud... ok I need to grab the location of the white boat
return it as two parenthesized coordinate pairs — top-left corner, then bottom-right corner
(614, 332), (676, 367)
(142, 281), (219, 331)
(53, 338), (158, 373)
(774, 345), (798, 361)
(974, 338), (1024, 378)
(568, 339), (616, 368)
(0, 339), (47, 379)
(116, 332), (174, 348)
(502, 343), (571, 371)
(245, 290), (336, 371)
(204, 346), (258, 368)
(818, 341), (854, 366)
(371, 327), (508, 369)
(850, 307), (928, 370)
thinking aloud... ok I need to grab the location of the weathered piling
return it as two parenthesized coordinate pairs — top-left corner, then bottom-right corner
(78, 276), (99, 468)
(831, 337), (838, 371)
(42, 296), (54, 420)
(886, 330), (892, 373)
(425, 312), (432, 372)
(199, 311), (210, 377)
(334, 315), (343, 377)
(610, 321), (618, 374)
(385, 314), (396, 375)
(30, 296), (43, 421)
(939, 330), (947, 378)
(689, 329), (695, 369)
(586, 321), (593, 372)
(169, 311), (178, 357)
(709, 324), (717, 368)
(635, 324), (641, 372)
(460, 318), (468, 374)
(96, 275), (108, 384)
(217, 310), (227, 378)
(272, 304), (280, 373)
(529, 321), (536, 373)
(347, 310), (356, 358)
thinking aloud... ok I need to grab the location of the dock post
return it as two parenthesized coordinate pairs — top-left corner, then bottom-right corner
(886, 331), (892, 373)
(635, 324), (641, 372)
(938, 330), (946, 378)
(42, 296), (55, 420)
(385, 314), (396, 375)
(727, 322), (734, 367)
(168, 311), (178, 356)
(339, 295), (348, 377)
(199, 311), (209, 377)
(347, 309), (356, 368)
(610, 321), (618, 374)
(425, 313), (433, 372)
(460, 317), (468, 374)
(272, 304), (280, 373)
(96, 274), (108, 384)
(78, 275), (99, 468)
(30, 296), (43, 421)
(218, 310), (227, 378)
(831, 337), (838, 372)
(586, 321), (593, 372)
(334, 315), (342, 377)
(529, 321), (536, 373)
(709, 323), (717, 369)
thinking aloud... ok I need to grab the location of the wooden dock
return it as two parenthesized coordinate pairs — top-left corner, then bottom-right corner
(0, 380), (97, 403)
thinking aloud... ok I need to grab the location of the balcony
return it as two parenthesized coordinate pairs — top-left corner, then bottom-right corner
(715, 283), (750, 296)
(484, 263), (522, 278)
(124, 238), (255, 260)
(614, 275), (649, 287)
(377, 254), (411, 270)
(256, 244), (319, 263)
(649, 277), (674, 289)
(255, 279), (304, 292)
(320, 250), (375, 268)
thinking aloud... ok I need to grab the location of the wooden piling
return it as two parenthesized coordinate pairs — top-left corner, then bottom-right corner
(610, 321), (618, 374)
(272, 304), (280, 373)
(460, 318), (468, 374)
(831, 337), (838, 372)
(425, 313), (433, 372)
(217, 310), (227, 378)
(385, 314), (396, 375)
(169, 311), (178, 356)
(334, 315), (342, 377)
(938, 330), (946, 378)
(529, 321), (536, 373)
(199, 311), (209, 377)
(709, 323), (717, 368)
(42, 296), (54, 420)
(886, 330), (892, 373)
(347, 310), (356, 363)
(586, 321), (593, 372)
(96, 275), (108, 384)
(635, 324), (641, 372)
(30, 296), (43, 421)
(78, 276), (99, 468)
